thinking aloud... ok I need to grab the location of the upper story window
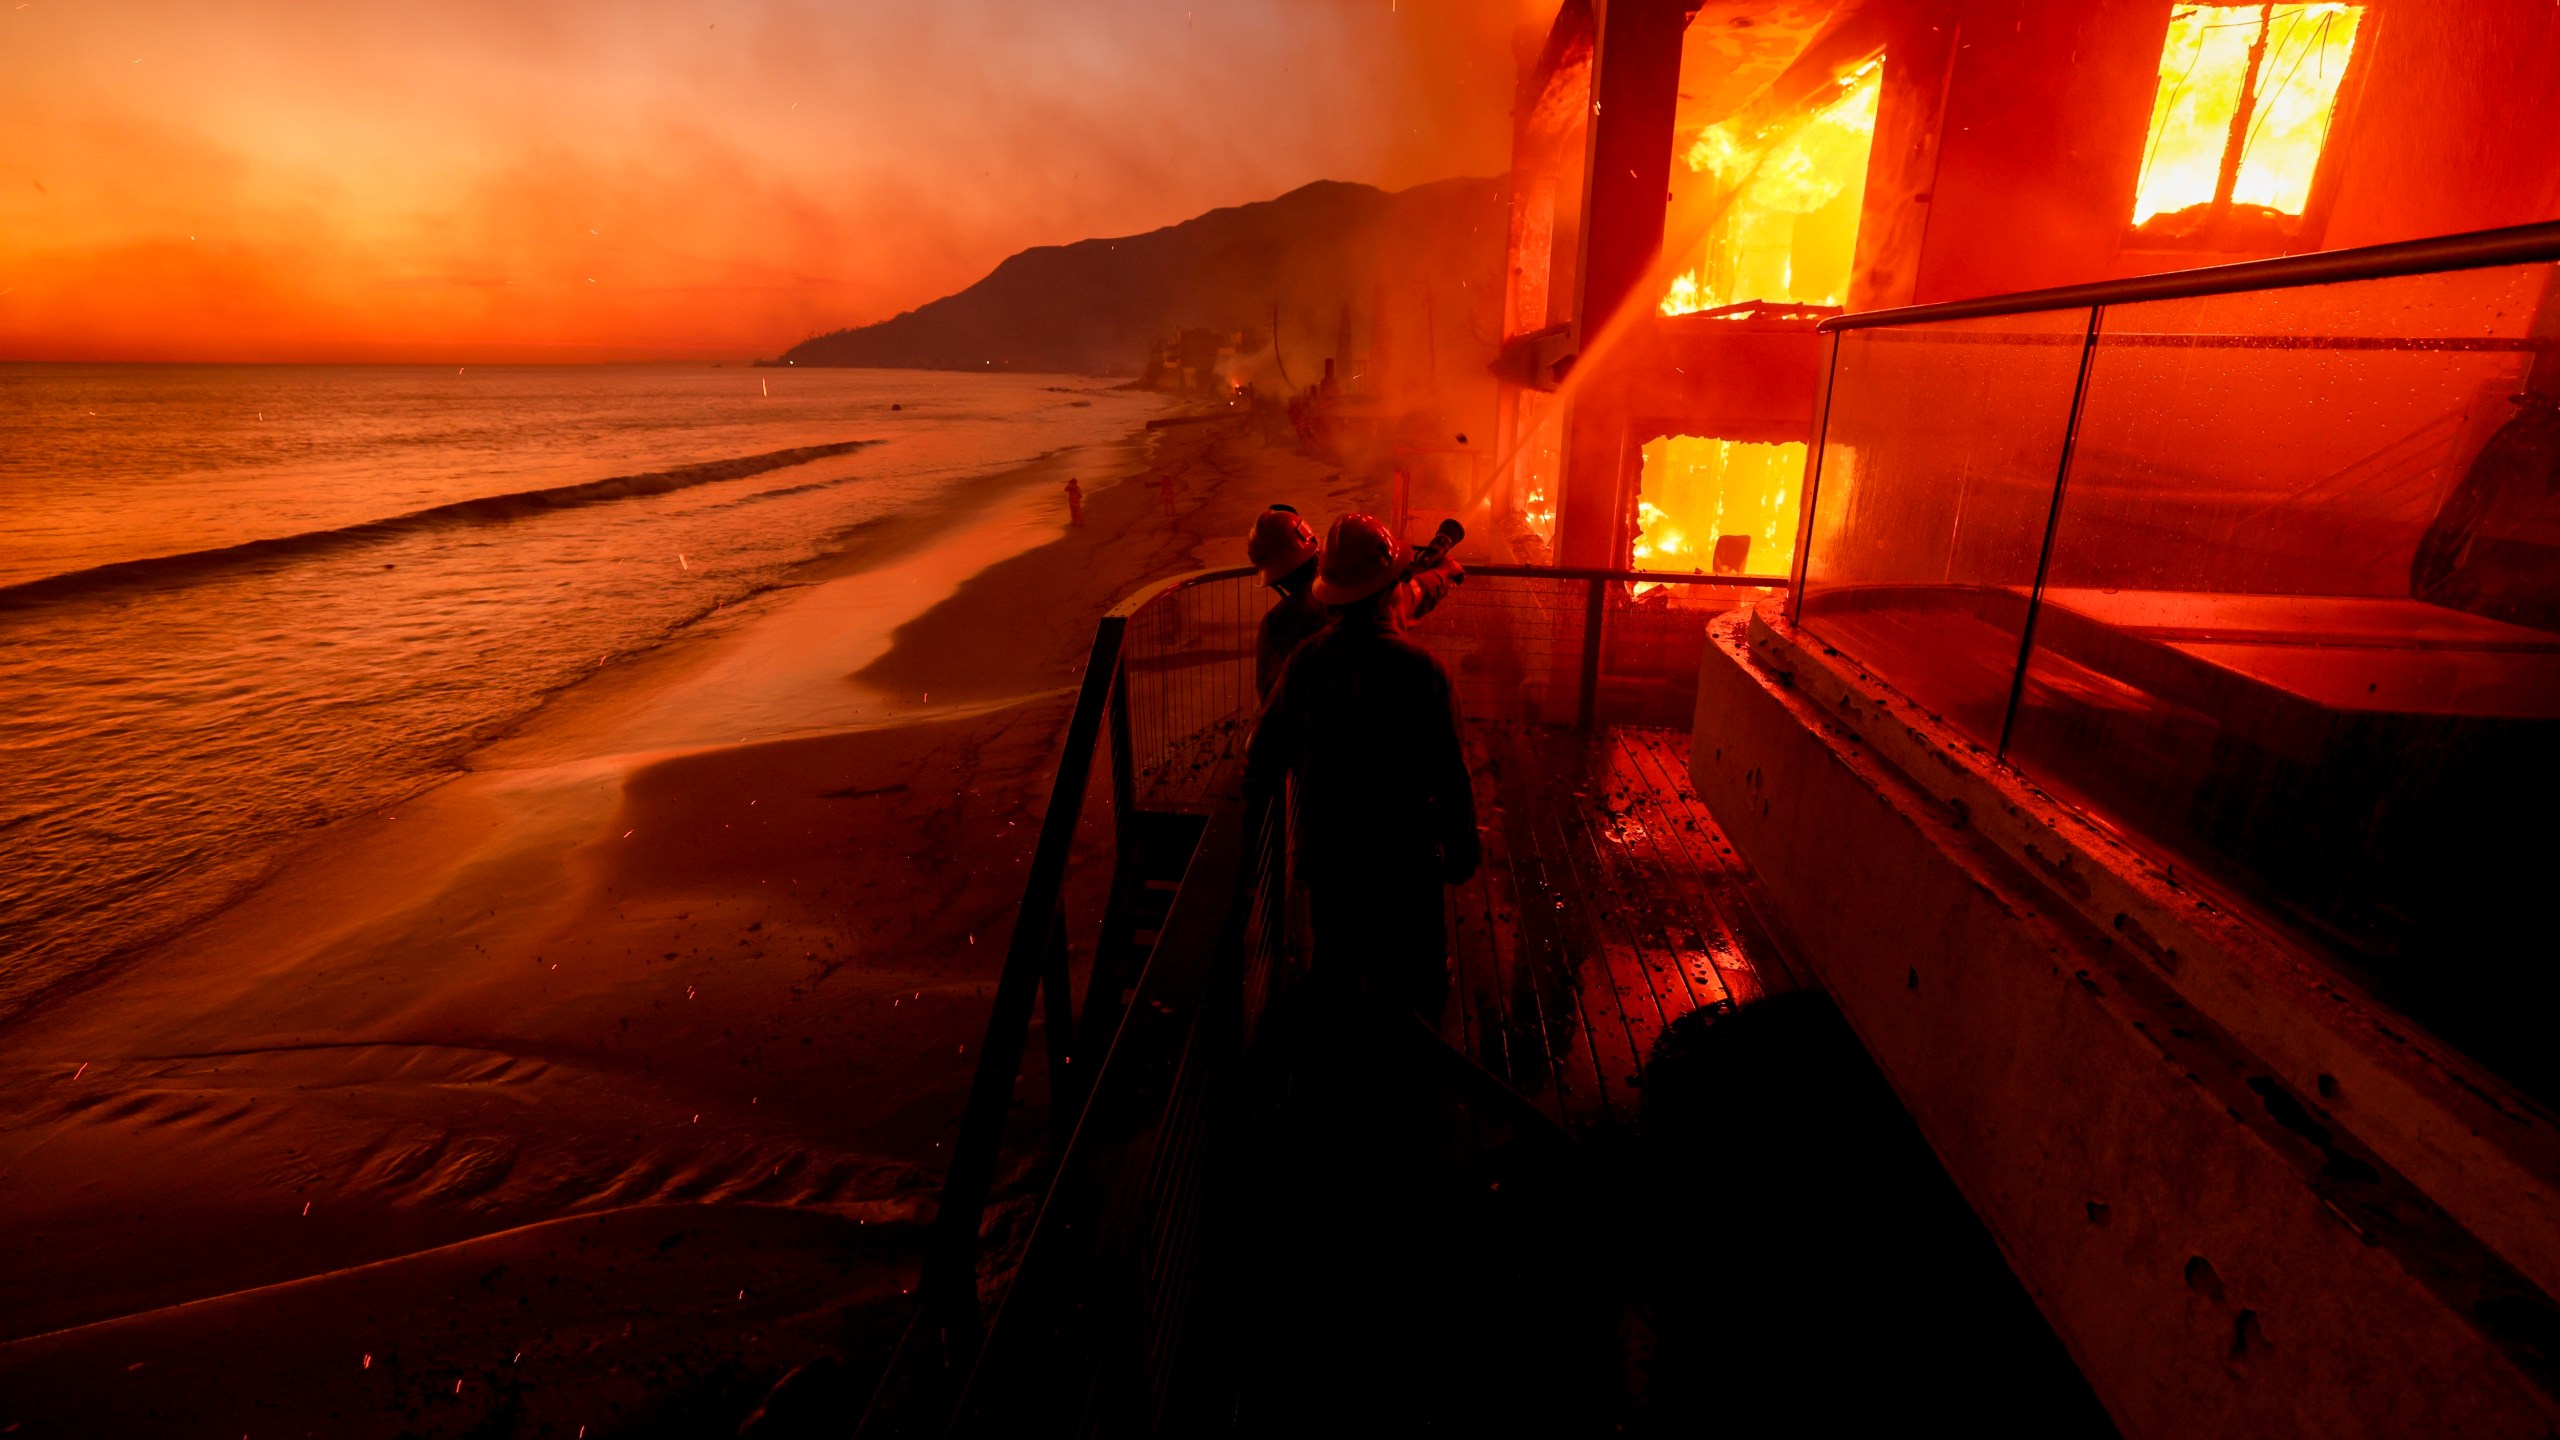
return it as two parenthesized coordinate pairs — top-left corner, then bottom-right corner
(1660, 58), (1882, 317)
(2132, 4), (2364, 249)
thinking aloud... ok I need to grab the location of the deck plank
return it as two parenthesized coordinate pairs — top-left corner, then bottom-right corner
(1616, 729), (1800, 1001)
(1501, 728), (1646, 1128)
(1536, 736), (1685, 1088)
(1579, 732), (1733, 1022)
(1470, 726), (1592, 1128)
(1480, 725), (1618, 1130)
(1436, 721), (1798, 1135)
(1594, 732), (1745, 1016)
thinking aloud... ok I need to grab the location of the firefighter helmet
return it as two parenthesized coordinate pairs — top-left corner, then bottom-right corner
(1246, 505), (1320, 586)
(1313, 512), (1405, 606)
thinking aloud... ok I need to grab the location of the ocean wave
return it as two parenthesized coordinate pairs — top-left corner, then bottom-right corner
(0, 440), (875, 610)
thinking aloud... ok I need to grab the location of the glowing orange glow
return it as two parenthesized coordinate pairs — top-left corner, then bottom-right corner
(1632, 436), (1803, 578)
(1660, 60), (1879, 317)
(2132, 5), (2362, 232)
(1508, 388), (1563, 548)
(0, 2), (1515, 361)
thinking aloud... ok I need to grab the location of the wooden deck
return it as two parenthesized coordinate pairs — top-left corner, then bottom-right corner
(1443, 723), (1802, 1133)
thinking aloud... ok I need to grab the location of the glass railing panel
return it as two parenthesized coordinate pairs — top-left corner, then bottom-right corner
(1798, 309), (2094, 749)
(2004, 261), (2560, 1097)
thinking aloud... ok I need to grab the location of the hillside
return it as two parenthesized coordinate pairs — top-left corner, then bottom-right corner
(774, 178), (1505, 378)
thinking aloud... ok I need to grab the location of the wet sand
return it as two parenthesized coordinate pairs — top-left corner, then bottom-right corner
(0, 411), (1369, 1437)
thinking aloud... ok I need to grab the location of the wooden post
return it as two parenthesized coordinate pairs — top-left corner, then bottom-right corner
(1577, 575), (1608, 730)
(1557, 0), (1687, 569)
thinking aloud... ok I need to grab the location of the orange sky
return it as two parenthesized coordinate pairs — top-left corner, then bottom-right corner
(1, 0), (1527, 362)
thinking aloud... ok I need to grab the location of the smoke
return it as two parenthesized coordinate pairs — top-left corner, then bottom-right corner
(0, 0), (1526, 361)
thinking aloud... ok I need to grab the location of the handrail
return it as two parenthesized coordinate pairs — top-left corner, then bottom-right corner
(917, 566), (1255, 1349)
(1819, 218), (2560, 332)
(949, 776), (1270, 1435)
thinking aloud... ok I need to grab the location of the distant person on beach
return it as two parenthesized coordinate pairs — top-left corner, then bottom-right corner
(1159, 473), (1180, 517)
(1064, 476), (1084, 527)
(1246, 514), (1479, 1023)
(1247, 505), (1323, 699)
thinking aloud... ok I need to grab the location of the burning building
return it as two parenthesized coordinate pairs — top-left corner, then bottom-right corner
(1479, 0), (2560, 1433)
(1493, 0), (2558, 577)
(875, 5), (2560, 1436)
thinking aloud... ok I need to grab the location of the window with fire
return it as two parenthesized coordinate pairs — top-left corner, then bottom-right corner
(2132, 3), (2364, 249)
(1638, 56), (1881, 578)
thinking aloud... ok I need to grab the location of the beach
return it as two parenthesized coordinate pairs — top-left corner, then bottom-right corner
(0, 405), (1368, 1437)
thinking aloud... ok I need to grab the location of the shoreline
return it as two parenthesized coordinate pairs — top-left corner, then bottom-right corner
(0, 421), (1147, 1039)
(0, 403), (1374, 1435)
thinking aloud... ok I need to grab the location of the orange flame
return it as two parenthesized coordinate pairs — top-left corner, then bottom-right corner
(2132, 5), (2361, 230)
(1632, 436), (1803, 578)
(1660, 60), (1881, 317)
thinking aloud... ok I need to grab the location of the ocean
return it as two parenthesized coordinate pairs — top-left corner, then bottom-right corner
(0, 363), (1158, 1020)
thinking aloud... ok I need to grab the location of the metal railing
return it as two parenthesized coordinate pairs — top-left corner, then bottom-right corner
(856, 562), (1784, 1437)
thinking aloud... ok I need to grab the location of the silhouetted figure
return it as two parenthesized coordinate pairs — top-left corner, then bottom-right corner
(1246, 504), (1323, 699)
(1246, 514), (1478, 1023)
(1064, 475), (1084, 527)
(1158, 473), (1179, 517)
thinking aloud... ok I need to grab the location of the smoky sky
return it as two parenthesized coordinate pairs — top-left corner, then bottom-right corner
(0, 0), (1530, 360)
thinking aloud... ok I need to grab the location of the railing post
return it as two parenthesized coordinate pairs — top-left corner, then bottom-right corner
(1042, 903), (1080, 1148)
(1996, 303), (2105, 758)
(1792, 329), (1842, 624)
(919, 612), (1128, 1360)
(1575, 574), (1606, 730)
(1109, 664), (1136, 829)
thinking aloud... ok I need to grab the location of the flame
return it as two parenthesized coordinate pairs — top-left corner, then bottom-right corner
(1660, 60), (1881, 317)
(1634, 436), (1804, 579)
(1525, 486), (1556, 535)
(2132, 5), (2362, 228)
(1512, 388), (1562, 545)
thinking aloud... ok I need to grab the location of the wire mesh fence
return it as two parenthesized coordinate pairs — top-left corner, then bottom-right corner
(1112, 566), (1787, 804)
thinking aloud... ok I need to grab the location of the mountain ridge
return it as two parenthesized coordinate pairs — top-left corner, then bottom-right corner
(774, 177), (1505, 378)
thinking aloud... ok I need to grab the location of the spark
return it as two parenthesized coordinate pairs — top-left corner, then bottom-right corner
(363, 1354), (371, 1368)
(71, 1061), (87, 1079)
(302, 1201), (311, 1215)
(678, 553), (689, 570)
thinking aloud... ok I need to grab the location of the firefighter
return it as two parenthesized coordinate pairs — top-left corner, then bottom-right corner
(1245, 513), (1480, 1023)
(1246, 504), (1324, 699)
